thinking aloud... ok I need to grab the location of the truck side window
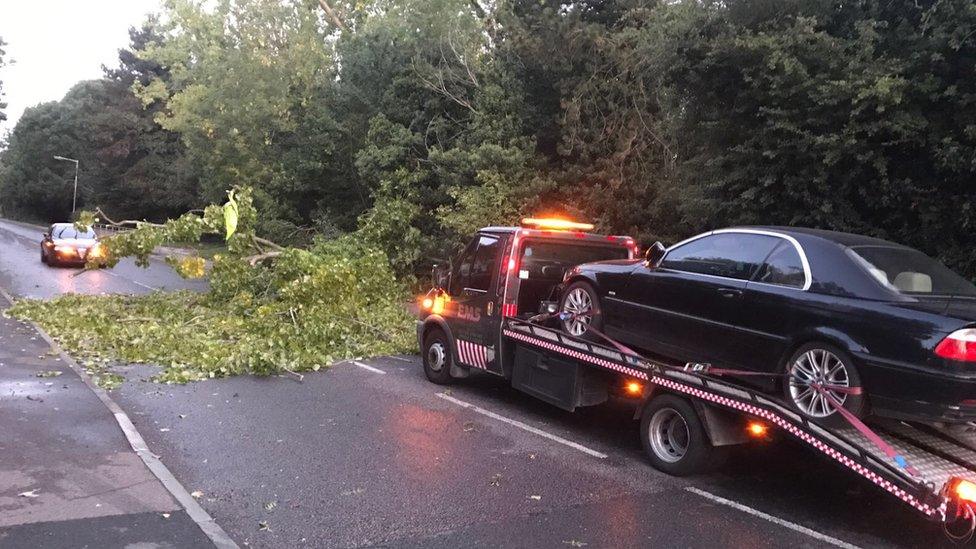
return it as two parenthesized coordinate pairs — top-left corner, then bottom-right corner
(449, 239), (479, 296)
(468, 236), (500, 291)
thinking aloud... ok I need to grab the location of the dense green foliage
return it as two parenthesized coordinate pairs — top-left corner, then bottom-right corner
(2, 0), (976, 276)
(9, 188), (414, 383)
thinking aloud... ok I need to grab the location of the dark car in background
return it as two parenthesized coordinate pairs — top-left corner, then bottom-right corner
(559, 227), (976, 425)
(40, 223), (104, 267)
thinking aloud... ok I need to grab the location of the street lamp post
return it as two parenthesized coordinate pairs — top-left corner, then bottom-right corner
(53, 156), (79, 213)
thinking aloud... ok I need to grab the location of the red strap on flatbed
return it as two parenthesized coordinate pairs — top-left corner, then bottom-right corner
(816, 387), (920, 477)
(542, 312), (912, 475)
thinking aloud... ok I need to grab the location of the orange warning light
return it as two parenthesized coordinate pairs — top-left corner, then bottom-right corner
(951, 477), (976, 503)
(747, 421), (768, 438)
(432, 293), (450, 315)
(521, 218), (595, 232)
(625, 381), (643, 396)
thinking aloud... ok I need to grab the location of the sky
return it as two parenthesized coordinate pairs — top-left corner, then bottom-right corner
(0, 0), (164, 135)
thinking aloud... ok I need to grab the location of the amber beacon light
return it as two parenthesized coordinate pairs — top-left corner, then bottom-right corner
(521, 218), (595, 232)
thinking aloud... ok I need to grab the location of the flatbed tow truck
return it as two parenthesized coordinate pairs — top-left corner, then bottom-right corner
(417, 218), (976, 542)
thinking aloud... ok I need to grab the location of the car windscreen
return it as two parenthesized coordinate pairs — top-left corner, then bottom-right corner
(53, 226), (96, 240)
(520, 241), (628, 280)
(848, 245), (976, 297)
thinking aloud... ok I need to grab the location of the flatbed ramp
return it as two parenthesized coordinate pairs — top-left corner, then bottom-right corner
(503, 317), (976, 525)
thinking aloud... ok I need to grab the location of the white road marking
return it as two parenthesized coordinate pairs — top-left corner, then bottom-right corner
(685, 487), (861, 549)
(352, 361), (387, 374)
(387, 355), (415, 363)
(435, 393), (608, 459)
(103, 269), (158, 291)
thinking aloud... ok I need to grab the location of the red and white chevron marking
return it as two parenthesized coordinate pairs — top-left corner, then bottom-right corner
(651, 376), (939, 517)
(456, 339), (489, 370)
(503, 329), (649, 381)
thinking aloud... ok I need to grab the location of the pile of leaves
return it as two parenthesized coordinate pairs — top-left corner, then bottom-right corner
(8, 187), (414, 384)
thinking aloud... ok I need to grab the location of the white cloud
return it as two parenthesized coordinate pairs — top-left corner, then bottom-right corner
(0, 0), (163, 134)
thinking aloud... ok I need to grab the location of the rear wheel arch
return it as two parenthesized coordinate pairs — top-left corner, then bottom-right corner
(562, 273), (599, 291)
(777, 329), (865, 373)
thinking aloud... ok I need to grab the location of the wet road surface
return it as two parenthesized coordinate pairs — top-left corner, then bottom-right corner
(0, 218), (207, 299)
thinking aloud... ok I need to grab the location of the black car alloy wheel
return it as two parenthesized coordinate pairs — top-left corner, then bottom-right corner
(784, 342), (866, 426)
(559, 281), (603, 341)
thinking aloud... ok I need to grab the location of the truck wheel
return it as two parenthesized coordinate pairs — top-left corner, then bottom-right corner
(559, 281), (603, 341)
(41, 250), (47, 264)
(640, 394), (723, 476)
(782, 342), (866, 428)
(422, 328), (454, 385)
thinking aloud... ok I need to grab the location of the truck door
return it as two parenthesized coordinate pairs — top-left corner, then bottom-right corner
(448, 234), (504, 375)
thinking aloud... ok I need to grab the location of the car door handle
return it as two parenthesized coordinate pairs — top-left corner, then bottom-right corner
(717, 287), (743, 298)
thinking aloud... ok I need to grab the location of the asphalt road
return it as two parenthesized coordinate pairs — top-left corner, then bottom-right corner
(0, 218), (207, 299)
(0, 216), (960, 548)
(109, 357), (953, 549)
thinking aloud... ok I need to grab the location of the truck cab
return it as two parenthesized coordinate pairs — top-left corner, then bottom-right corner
(417, 218), (637, 384)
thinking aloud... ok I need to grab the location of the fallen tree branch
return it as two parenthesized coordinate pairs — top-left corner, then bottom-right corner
(341, 315), (395, 342)
(280, 367), (304, 382)
(254, 236), (285, 252)
(94, 208), (160, 229)
(95, 206), (286, 256)
(247, 251), (283, 266)
(317, 0), (348, 32)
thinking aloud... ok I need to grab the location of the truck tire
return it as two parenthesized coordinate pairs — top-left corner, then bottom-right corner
(559, 281), (603, 342)
(422, 328), (455, 385)
(640, 394), (724, 476)
(782, 342), (866, 428)
(41, 250), (47, 264)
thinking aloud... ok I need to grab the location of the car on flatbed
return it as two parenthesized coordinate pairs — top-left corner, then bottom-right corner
(559, 226), (976, 426)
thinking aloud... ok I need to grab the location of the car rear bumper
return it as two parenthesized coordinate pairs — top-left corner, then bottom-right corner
(860, 358), (976, 424)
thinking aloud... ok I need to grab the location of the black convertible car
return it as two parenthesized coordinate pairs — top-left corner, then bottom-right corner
(559, 227), (976, 425)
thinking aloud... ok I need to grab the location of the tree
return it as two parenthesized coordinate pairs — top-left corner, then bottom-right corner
(101, 18), (199, 221)
(0, 101), (77, 220)
(652, 0), (976, 274)
(0, 21), (197, 222)
(0, 37), (7, 122)
(339, 0), (554, 273)
(135, 0), (353, 241)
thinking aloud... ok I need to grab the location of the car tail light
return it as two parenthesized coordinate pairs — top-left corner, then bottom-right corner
(935, 329), (976, 362)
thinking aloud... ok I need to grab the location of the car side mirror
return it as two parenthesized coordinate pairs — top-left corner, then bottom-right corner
(644, 241), (667, 267)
